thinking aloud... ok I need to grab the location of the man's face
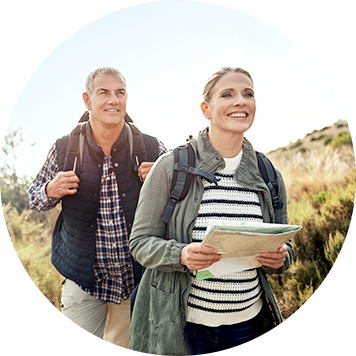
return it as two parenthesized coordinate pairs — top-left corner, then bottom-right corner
(83, 73), (128, 130)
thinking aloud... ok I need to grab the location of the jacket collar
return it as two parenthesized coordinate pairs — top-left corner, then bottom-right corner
(192, 127), (225, 173)
(190, 127), (273, 219)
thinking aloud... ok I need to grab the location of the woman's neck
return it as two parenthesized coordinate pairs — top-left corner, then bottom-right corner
(207, 129), (244, 158)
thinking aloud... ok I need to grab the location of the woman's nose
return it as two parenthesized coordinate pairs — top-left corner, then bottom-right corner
(234, 94), (247, 106)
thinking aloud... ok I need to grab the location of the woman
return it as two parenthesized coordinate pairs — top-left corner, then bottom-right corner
(129, 67), (294, 355)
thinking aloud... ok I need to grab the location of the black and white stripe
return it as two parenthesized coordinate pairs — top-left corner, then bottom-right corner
(187, 161), (264, 327)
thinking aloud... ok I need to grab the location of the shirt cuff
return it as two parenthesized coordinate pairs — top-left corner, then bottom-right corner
(41, 182), (59, 205)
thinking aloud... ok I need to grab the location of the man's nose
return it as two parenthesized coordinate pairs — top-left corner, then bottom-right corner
(108, 92), (120, 103)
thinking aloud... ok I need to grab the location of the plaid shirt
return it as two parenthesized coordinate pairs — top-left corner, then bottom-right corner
(29, 139), (167, 304)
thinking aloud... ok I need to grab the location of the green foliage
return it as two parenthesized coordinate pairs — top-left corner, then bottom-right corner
(310, 134), (327, 142)
(336, 122), (347, 129)
(290, 140), (302, 149)
(296, 147), (308, 154)
(329, 132), (352, 149)
(324, 230), (345, 266)
(312, 191), (331, 204)
(269, 180), (355, 318)
(1, 128), (33, 212)
(323, 136), (333, 145)
(3, 203), (62, 309)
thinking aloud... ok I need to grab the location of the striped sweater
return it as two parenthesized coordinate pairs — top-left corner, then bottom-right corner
(186, 150), (264, 327)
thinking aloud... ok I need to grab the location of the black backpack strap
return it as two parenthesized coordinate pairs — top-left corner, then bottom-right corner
(125, 122), (148, 176)
(63, 121), (87, 177)
(162, 143), (218, 224)
(64, 111), (152, 181)
(256, 151), (283, 210)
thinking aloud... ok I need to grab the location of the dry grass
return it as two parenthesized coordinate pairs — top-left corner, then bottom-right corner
(268, 144), (355, 201)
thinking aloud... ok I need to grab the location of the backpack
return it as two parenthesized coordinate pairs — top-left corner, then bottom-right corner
(63, 111), (151, 178)
(162, 142), (283, 224)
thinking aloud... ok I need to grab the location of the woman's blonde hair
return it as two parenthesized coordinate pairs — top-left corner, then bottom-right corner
(202, 67), (253, 103)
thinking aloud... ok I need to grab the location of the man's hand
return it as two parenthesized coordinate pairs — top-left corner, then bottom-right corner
(180, 243), (222, 271)
(138, 162), (155, 182)
(256, 244), (288, 269)
(46, 171), (80, 199)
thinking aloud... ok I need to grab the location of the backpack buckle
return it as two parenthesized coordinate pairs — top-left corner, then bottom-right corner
(177, 163), (189, 174)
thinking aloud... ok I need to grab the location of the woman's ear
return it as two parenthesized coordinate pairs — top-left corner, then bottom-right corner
(201, 102), (210, 119)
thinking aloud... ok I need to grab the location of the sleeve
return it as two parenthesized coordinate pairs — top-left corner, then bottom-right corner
(129, 154), (188, 273)
(158, 140), (168, 156)
(28, 143), (60, 212)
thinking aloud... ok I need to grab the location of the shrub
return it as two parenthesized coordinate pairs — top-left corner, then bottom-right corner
(324, 230), (345, 266)
(290, 141), (302, 149)
(310, 134), (327, 142)
(312, 191), (331, 204)
(3, 203), (63, 309)
(297, 147), (308, 154)
(269, 179), (355, 318)
(323, 136), (333, 145)
(330, 132), (352, 149)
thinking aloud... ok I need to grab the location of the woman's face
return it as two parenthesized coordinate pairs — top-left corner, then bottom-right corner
(202, 72), (256, 137)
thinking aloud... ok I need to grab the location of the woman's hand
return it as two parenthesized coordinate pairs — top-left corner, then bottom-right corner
(256, 244), (288, 269)
(180, 243), (222, 271)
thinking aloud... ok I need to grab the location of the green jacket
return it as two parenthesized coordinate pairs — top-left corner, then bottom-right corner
(129, 128), (294, 355)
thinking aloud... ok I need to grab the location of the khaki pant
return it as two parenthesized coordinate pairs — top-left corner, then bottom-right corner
(61, 279), (130, 348)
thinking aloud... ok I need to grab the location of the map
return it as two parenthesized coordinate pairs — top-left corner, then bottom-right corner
(196, 220), (302, 281)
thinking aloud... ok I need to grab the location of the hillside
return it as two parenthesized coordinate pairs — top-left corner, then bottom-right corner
(264, 120), (354, 202)
(267, 119), (351, 157)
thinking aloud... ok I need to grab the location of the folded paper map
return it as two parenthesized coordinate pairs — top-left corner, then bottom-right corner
(195, 220), (302, 281)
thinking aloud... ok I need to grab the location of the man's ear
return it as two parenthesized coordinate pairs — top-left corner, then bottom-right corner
(201, 102), (210, 119)
(83, 92), (91, 110)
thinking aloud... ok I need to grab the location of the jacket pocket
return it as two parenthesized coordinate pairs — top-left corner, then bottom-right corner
(148, 282), (183, 352)
(149, 281), (176, 327)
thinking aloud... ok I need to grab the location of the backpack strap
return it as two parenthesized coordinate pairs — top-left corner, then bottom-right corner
(162, 143), (218, 224)
(64, 111), (148, 180)
(125, 122), (149, 179)
(255, 151), (283, 209)
(63, 121), (87, 177)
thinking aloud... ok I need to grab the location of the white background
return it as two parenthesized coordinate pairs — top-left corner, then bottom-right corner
(1, 1), (355, 355)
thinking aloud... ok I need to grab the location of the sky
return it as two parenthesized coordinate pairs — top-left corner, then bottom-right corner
(1, 1), (355, 355)
(0, 0), (345, 178)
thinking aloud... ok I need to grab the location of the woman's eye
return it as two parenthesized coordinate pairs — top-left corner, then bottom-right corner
(222, 92), (231, 98)
(244, 92), (254, 97)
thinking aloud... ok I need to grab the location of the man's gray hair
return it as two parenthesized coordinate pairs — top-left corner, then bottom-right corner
(85, 67), (127, 95)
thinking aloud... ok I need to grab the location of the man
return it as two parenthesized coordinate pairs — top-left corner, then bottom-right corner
(28, 67), (166, 347)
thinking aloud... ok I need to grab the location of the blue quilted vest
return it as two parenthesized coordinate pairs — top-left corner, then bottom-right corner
(52, 123), (159, 289)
